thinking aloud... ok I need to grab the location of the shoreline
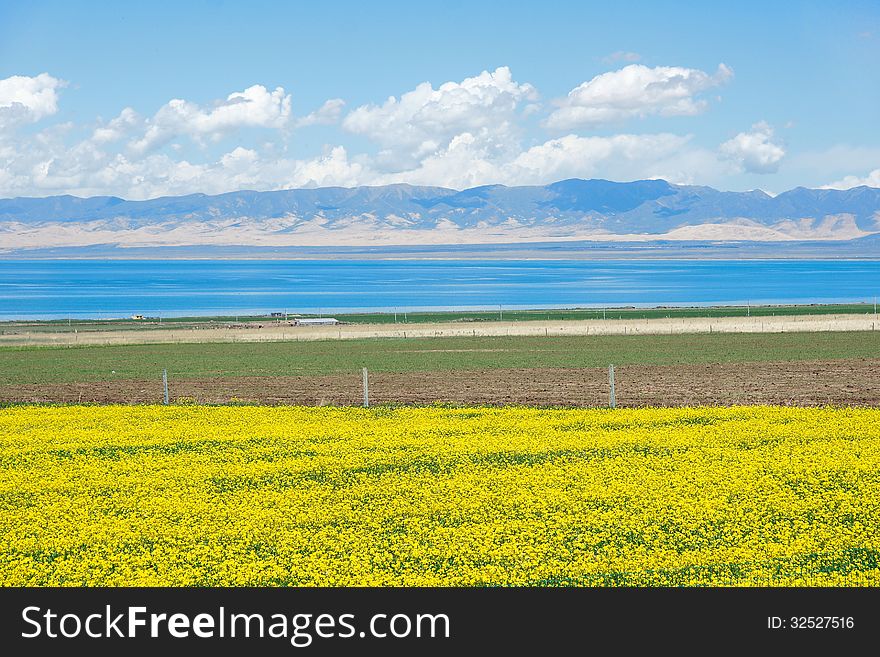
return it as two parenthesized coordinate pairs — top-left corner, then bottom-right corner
(2, 302), (877, 325)
(3, 253), (880, 262)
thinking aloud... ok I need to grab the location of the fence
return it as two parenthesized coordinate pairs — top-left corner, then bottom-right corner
(159, 365), (617, 409)
(9, 358), (877, 408)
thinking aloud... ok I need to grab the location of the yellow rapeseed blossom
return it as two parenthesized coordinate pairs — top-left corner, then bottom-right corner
(0, 405), (877, 586)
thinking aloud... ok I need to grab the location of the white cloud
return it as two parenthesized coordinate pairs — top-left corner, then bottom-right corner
(374, 131), (505, 189)
(822, 168), (880, 190)
(544, 63), (733, 130)
(719, 121), (785, 174)
(0, 73), (66, 129)
(129, 84), (292, 154)
(0, 112), (731, 199)
(291, 146), (367, 188)
(511, 133), (694, 183)
(0, 120), (371, 199)
(92, 107), (140, 143)
(376, 131), (720, 189)
(0, 66), (806, 200)
(219, 146), (259, 169)
(296, 98), (346, 127)
(342, 66), (537, 167)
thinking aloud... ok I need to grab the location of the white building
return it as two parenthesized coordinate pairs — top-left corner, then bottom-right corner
(294, 318), (340, 326)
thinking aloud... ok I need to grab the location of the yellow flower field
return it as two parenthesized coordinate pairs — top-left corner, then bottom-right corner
(1, 405), (878, 586)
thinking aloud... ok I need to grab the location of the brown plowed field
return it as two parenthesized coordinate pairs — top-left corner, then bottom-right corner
(3, 359), (877, 407)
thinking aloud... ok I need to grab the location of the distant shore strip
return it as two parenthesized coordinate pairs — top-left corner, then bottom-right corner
(2, 313), (878, 347)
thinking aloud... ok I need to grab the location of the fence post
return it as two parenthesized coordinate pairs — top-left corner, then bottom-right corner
(162, 368), (169, 405)
(362, 367), (369, 408)
(609, 364), (616, 409)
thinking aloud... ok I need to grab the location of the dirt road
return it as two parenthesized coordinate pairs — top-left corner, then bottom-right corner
(2, 313), (878, 347)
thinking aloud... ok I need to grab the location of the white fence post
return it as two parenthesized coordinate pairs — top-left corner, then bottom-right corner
(609, 364), (616, 409)
(362, 367), (369, 408)
(162, 369), (169, 405)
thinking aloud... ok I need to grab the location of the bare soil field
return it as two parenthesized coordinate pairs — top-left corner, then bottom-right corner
(4, 359), (877, 407)
(2, 313), (878, 347)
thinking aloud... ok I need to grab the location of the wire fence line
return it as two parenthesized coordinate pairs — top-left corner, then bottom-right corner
(157, 365), (617, 409)
(8, 358), (875, 409)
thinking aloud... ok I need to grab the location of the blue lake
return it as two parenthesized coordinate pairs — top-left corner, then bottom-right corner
(0, 259), (878, 320)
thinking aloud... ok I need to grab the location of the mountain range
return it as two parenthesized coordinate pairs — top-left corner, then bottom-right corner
(1, 179), (879, 255)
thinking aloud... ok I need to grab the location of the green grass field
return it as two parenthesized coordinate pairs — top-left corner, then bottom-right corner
(1, 330), (878, 385)
(272, 303), (879, 324)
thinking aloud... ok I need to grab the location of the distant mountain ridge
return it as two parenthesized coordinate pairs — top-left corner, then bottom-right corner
(1, 179), (879, 253)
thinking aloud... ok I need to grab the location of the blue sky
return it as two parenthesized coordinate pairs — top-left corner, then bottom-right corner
(0, 0), (878, 199)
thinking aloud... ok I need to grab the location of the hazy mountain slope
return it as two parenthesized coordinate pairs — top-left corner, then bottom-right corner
(1, 179), (878, 253)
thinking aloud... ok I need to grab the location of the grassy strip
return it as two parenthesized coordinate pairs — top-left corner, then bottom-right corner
(2, 302), (878, 334)
(1, 330), (878, 385)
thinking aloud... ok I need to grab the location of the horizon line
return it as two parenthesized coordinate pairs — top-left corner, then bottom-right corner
(3, 177), (879, 204)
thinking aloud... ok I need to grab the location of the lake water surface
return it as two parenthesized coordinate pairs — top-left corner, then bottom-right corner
(1, 259), (878, 320)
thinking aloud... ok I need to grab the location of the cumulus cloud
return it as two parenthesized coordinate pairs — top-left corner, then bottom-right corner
(510, 133), (693, 182)
(375, 131), (719, 189)
(2, 117), (725, 199)
(0, 118), (370, 199)
(342, 66), (537, 167)
(0, 73), (66, 129)
(296, 98), (346, 127)
(0, 66), (789, 200)
(289, 146), (367, 188)
(822, 168), (880, 190)
(544, 63), (732, 130)
(129, 84), (292, 154)
(719, 121), (785, 174)
(115, 145), (366, 197)
(372, 131), (505, 189)
(92, 107), (140, 143)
